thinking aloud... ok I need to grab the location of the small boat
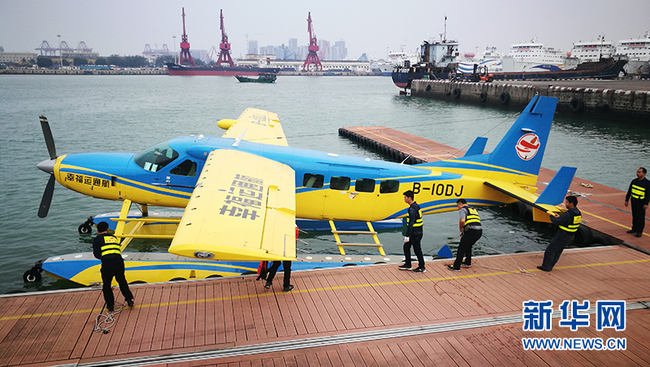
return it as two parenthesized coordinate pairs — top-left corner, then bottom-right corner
(235, 72), (277, 83)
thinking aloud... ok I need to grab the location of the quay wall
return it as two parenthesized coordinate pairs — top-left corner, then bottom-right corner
(411, 79), (650, 119)
(0, 68), (166, 75)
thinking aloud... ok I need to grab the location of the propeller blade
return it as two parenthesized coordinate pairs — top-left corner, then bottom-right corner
(39, 115), (57, 160)
(38, 175), (56, 218)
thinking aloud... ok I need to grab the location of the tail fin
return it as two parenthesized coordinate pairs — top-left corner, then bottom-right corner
(463, 137), (487, 157)
(466, 95), (558, 176)
(535, 166), (576, 206)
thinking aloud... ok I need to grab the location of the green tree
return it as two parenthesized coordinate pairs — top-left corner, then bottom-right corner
(154, 55), (175, 68)
(124, 55), (148, 68)
(107, 54), (122, 66)
(194, 59), (206, 66)
(37, 57), (53, 68)
(73, 57), (88, 65)
(95, 57), (108, 65)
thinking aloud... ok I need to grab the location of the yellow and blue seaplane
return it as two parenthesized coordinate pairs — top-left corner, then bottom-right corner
(27, 95), (575, 286)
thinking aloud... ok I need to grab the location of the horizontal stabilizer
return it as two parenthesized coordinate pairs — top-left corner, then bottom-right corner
(484, 179), (561, 221)
(463, 137), (487, 157)
(535, 166), (577, 206)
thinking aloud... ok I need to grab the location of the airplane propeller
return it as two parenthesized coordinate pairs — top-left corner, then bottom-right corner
(37, 115), (57, 218)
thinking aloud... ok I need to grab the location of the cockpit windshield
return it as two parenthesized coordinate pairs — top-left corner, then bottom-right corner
(134, 142), (179, 172)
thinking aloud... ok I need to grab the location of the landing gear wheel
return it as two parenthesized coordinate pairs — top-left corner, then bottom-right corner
(23, 268), (42, 283)
(78, 223), (92, 234)
(78, 216), (94, 234)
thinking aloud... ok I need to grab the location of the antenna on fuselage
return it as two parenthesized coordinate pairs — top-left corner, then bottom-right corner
(400, 153), (413, 165)
(232, 128), (247, 147)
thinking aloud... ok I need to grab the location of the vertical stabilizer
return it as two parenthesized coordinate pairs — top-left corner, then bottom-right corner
(463, 137), (488, 157)
(486, 95), (557, 175)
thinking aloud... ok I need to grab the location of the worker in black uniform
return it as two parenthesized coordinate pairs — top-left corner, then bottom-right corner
(399, 190), (426, 273)
(93, 221), (134, 312)
(625, 167), (649, 238)
(537, 196), (581, 272)
(264, 261), (294, 292)
(447, 199), (482, 272)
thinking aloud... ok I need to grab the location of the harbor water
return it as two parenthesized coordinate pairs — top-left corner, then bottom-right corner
(0, 75), (648, 295)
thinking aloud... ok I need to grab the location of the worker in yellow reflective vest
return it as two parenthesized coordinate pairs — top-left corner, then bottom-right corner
(93, 221), (134, 312)
(447, 199), (482, 272)
(625, 167), (649, 238)
(399, 190), (426, 273)
(538, 196), (581, 272)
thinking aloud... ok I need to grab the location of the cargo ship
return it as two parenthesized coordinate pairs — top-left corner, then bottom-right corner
(166, 62), (281, 76)
(488, 57), (627, 81)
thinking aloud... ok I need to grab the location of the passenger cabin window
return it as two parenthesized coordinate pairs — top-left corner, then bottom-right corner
(303, 173), (324, 188)
(355, 178), (375, 193)
(170, 160), (197, 177)
(330, 176), (350, 190)
(134, 142), (179, 172)
(380, 180), (400, 194)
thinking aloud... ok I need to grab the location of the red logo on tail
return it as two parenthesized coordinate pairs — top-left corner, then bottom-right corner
(516, 133), (540, 161)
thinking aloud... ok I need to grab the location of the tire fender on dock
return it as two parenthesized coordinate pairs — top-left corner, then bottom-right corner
(453, 88), (461, 99)
(500, 92), (510, 105)
(569, 98), (585, 113)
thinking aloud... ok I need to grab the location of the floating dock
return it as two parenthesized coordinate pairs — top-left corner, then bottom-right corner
(1, 247), (649, 366)
(1, 129), (649, 366)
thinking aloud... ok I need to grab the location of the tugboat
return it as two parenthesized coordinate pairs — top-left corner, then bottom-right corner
(235, 72), (278, 83)
(391, 19), (460, 91)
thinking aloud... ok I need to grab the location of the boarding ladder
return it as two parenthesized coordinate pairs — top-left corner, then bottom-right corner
(328, 220), (386, 256)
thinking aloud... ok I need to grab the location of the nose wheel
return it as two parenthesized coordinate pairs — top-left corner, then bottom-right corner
(78, 216), (94, 234)
(23, 260), (44, 283)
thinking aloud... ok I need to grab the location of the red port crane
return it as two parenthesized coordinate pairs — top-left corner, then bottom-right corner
(178, 7), (195, 66)
(302, 12), (322, 71)
(216, 9), (234, 67)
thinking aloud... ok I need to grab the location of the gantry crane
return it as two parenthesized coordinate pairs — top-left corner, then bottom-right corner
(302, 12), (322, 71)
(178, 7), (195, 66)
(216, 9), (234, 67)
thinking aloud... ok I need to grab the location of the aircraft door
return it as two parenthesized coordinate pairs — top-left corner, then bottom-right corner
(297, 170), (328, 219)
(149, 158), (199, 206)
(323, 176), (377, 221)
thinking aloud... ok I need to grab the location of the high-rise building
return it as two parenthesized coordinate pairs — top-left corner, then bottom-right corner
(332, 41), (347, 60)
(247, 40), (258, 55)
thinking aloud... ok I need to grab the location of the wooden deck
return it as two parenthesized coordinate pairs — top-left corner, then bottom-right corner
(1, 245), (650, 366)
(340, 126), (650, 252)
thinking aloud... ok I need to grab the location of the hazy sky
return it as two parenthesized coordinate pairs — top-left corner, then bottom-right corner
(1, 0), (649, 60)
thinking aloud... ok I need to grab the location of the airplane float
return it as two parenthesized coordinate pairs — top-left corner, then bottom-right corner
(27, 95), (575, 286)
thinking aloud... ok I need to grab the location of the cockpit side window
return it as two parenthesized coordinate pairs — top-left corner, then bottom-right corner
(134, 142), (179, 172)
(170, 160), (197, 177)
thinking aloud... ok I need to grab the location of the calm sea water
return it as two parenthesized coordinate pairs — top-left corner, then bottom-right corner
(0, 75), (648, 295)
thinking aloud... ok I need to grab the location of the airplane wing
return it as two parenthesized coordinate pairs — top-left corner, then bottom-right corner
(217, 108), (289, 146)
(168, 149), (296, 261)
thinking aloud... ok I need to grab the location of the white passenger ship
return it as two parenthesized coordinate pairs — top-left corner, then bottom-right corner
(378, 49), (420, 75)
(501, 39), (568, 72)
(616, 31), (650, 75)
(458, 46), (503, 74)
(570, 36), (616, 62)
